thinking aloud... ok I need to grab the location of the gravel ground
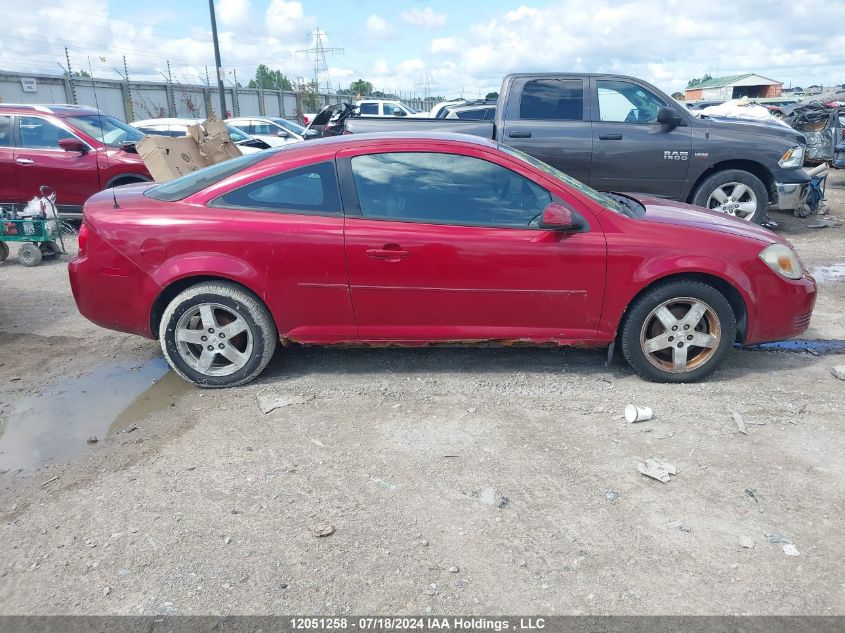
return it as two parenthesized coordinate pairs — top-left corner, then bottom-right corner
(0, 172), (844, 615)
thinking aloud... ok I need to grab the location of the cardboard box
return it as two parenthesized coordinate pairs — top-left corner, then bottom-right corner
(136, 116), (242, 182)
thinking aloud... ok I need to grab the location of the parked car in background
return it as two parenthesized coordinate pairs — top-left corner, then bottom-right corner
(686, 100), (725, 110)
(0, 104), (150, 218)
(443, 101), (497, 120)
(225, 116), (311, 145)
(356, 99), (418, 117)
(131, 118), (271, 154)
(69, 133), (815, 388)
(341, 73), (812, 224)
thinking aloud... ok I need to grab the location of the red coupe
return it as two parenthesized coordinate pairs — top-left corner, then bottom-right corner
(69, 134), (816, 387)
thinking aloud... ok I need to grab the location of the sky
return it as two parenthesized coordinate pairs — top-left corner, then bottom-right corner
(1, 0), (843, 99)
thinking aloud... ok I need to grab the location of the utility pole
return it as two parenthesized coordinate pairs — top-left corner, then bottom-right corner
(297, 28), (343, 95)
(113, 55), (134, 122)
(64, 47), (77, 104)
(208, 0), (227, 117)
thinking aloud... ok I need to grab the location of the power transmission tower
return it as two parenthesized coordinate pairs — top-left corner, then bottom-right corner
(297, 29), (343, 94)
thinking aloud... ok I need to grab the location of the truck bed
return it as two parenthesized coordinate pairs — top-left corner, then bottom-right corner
(344, 117), (496, 139)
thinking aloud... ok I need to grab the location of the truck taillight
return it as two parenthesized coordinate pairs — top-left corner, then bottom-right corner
(78, 223), (89, 254)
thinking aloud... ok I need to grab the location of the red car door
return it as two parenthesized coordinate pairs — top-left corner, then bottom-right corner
(0, 114), (18, 205)
(339, 146), (607, 343)
(14, 115), (100, 206)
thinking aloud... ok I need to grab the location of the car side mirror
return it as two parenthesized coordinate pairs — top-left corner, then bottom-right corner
(539, 202), (578, 230)
(277, 130), (289, 137)
(59, 138), (87, 153)
(657, 106), (683, 127)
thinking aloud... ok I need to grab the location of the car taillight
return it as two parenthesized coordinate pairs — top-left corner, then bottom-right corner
(78, 223), (89, 254)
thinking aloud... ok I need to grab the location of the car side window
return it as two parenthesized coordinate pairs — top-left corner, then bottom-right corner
(0, 115), (11, 147)
(455, 109), (485, 120)
(597, 80), (665, 124)
(212, 161), (341, 214)
(359, 103), (378, 115)
(519, 79), (583, 120)
(18, 116), (74, 149)
(350, 152), (552, 229)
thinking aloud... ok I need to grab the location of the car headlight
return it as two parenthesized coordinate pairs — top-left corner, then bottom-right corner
(778, 145), (805, 168)
(759, 244), (803, 280)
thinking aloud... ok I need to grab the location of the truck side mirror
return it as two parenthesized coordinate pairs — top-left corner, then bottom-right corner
(657, 107), (683, 127)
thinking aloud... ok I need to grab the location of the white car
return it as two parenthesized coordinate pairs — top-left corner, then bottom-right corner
(131, 118), (270, 154)
(355, 99), (420, 118)
(225, 117), (311, 145)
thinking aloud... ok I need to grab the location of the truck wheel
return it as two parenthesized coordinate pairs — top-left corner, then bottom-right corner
(692, 170), (768, 224)
(19, 243), (43, 267)
(0, 242), (8, 262)
(621, 280), (736, 383)
(159, 281), (277, 388)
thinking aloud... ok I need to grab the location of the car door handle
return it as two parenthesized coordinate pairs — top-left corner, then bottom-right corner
(598, 134), (623, 140)
(508, 131), (532, 138)
(15, 158), (34, 165)
(366, 246), (410, 261)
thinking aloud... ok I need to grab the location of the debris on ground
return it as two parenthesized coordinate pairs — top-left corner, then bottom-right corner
(783, 543), (800, 557)
(766, 531), (792, 544)
(669, 520), (691, 533)
(102, 586), (111, 597)
(223, 536), (232, 545)
(39, 476), (59, 487)
(738, 536), (755, 549)
(314, 524), (335, 538)
(86, 436), (98, 444)
(257, 391), (311, 414)
(448, 566), (460, 573)
(605, 491), (620, 502)
(637, 458), (678, 483)
(123, 425), (139, 434)
(745, 488), (759, 503)
(832, 365), (845, 380)
(732, 411), (747, 435)
(625, 404), (654, 423)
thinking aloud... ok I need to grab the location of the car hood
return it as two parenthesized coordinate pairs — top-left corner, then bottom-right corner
(702, 116), (806, 144)
(633, 195), (786, 245)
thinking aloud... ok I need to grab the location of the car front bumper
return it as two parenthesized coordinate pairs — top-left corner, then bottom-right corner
(770, 180), (809, 211)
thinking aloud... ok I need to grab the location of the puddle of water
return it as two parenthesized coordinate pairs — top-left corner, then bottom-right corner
(810, 263), (845, 283)
(740, 339), (845, 354)
(0, 359), (191, 472)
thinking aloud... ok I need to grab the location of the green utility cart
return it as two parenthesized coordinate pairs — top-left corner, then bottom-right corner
(0, 217), (65, 267)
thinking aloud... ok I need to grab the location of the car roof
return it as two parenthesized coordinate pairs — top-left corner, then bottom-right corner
(0, 103), (102, 116)
(262, 132), (498, 162)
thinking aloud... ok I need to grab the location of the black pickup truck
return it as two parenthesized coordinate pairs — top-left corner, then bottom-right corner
(340, 73), (810, 224)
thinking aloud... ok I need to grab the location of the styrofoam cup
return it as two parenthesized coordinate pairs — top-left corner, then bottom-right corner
(625, 404), (653, 423)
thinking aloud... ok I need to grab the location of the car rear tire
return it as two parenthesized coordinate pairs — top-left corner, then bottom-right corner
(159, 281), (277, 388)
(692, 169), (768, 224)
(19, 243), (42, 267)
(0, 242), (8, 262)
(621, 280), (736, 383)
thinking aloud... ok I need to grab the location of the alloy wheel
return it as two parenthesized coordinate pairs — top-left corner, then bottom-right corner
(639, 297), (721, 373)
(174, 302), (254, 377)
(706, 182), (758, 221)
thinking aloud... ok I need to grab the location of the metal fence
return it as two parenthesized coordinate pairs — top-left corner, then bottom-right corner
(0, 71), (439, 123)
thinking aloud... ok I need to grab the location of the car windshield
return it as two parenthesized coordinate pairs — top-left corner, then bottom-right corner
(497, 144), (629, 215)
(145, 149), (281, 202)
(270, 118), (307, 135)
(66, 114), (144, 146)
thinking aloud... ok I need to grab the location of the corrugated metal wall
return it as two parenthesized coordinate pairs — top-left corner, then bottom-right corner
(0, 71), (439, 123)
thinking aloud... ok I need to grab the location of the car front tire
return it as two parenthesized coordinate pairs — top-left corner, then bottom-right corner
(692, 169), (768, 224)
(159, 281), (277, 388)
(621, 280), (737, 383)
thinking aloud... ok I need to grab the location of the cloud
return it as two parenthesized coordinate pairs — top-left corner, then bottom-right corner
(265, 0), (309, 34)
(430, 37), (458, 54)
(401, 7), (447, 28)
(216, 0), (251, 27)
(365, 15), (396, 38)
